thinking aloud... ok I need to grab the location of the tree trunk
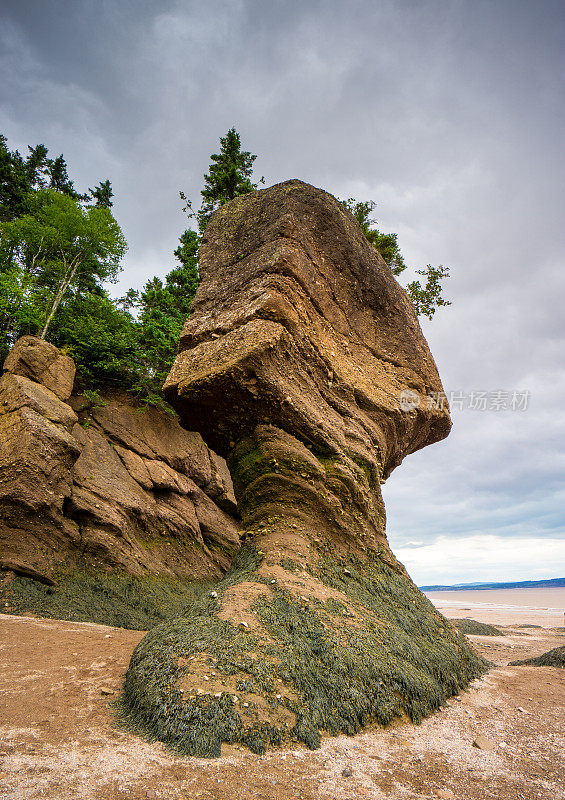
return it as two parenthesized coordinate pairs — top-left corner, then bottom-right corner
(39, 259), (79, 340)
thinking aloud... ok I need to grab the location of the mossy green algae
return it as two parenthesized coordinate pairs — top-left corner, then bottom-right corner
(120, 545), (487, 757)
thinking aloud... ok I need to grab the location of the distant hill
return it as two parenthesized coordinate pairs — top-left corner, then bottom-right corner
(420, 577), (565, 591)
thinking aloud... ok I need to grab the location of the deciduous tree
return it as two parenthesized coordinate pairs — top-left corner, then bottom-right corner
(342, 198), (451, 320)
(1, 188), (127, 341)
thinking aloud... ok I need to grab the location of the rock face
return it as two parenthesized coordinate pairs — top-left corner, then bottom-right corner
(124, 181), (485, 757)
(4, 335), (76, 401)
(0, 341), (240, 583)
(164, 180), (450, 559)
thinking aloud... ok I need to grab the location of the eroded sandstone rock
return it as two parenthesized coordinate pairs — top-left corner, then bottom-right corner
(124, 180), (485, 757)
(165, 179), (450, 565)
(0, 338), (240, 583)
(4, 335), (76, 400)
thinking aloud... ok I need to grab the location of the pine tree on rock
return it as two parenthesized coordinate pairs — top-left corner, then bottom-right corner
(89, 179), (114, 208)
(197, 127), (259, 232)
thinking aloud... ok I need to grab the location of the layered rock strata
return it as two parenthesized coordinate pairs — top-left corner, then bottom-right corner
(0, 338), (240, 583)
(124, 181), (485, 757)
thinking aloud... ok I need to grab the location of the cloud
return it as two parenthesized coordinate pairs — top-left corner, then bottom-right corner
(396, 535), (565, 586)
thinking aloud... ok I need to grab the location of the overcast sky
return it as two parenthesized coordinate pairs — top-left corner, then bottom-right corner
(2, 0), (564, 585)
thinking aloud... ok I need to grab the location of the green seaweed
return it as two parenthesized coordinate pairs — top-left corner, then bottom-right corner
(279, 558), (299, 572)
(120, 544), (487, 757)
(0, 570), (210, 630)
(449, 618), (503, 636)
(510, 645), (565, 668)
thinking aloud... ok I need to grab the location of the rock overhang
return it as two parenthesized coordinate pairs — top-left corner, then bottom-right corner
(164, 179), (451, 474)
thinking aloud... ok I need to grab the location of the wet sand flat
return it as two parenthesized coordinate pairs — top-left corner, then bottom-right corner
(1, 608), (564, 799)
(424, 587), (565, 628)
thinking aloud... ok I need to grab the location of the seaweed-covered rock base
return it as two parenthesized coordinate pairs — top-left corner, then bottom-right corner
(123, 180), (486, 756)
(450, 618), (503, 636)
(123, 545), (486, 756)
(510, 645), (565, 668)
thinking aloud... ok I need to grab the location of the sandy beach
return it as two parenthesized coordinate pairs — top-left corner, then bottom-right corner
(1, 597), (563, 800)
(424, 587), (565, 628)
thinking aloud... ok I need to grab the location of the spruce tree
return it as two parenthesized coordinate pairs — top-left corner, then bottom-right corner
(47, 154), (81, 197)
(89, 179), (114, 208)
(197, 127), (259, 231)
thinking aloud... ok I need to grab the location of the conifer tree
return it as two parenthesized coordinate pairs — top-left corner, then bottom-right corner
(89, 179), (114, 208)
(47, 154), (81, 198)
(134, 229), (200, 396)
(197, 127), (259, 232)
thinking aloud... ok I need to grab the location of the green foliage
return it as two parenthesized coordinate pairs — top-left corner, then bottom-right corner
(134, 126), (261, 398)
(88, 179), (114, 208)
(0, 135), (98, 222)
(1, 127), (449, 400)
(342, 197), (451, 320)
(133, 228), (199, 395)
(197, 127), (260, 232)
(0, 134), (138, 387)
(80, 388), (107, 409)
(47, 153), (81, 198)
(136, 392), (178, 415)
(0, 130), (200, 397)
(0, 258), (44, 361)
(1, 176), (127, 345)
(406, 264), (452, 320)
(343, 199), (407, 276)
(49, 291), (140, 387)
(1, 136), (48, 222)
(180, 127), (262, 234)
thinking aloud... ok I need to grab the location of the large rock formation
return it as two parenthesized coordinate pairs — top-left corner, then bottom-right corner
(124, 181), (484, 757)
(0, 339), (240, 584)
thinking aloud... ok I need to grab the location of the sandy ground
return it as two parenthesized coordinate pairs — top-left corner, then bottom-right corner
(424, 588), (565, 628)
(0, 599), (564, 800)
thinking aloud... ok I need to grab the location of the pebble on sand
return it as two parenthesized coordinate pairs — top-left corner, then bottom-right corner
(472, 735), (496, 752)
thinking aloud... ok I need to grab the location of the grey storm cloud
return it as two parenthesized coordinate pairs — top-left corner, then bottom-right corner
(1, 0), (564, 583)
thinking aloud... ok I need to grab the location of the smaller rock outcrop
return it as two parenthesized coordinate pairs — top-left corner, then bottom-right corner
(4, 335), (76, 400)
(0, 338), (241, 584)
(510, 645), (565, 668)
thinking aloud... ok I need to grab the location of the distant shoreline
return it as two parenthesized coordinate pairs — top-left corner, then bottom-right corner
(424, 586), (565, 627)
(419, 577), (565, 592)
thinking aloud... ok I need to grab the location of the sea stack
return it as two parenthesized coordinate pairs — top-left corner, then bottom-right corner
(124, 180), (485, 756)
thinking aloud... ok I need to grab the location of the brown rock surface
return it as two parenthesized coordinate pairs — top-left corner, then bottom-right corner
(3, 335), (76, 400)
(164, 179), (450, 563)
(164, 180), (450, 563)
(0, 339), (241, 583)
(0, 373), (78, 428)
(124, 181), (484, 758)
